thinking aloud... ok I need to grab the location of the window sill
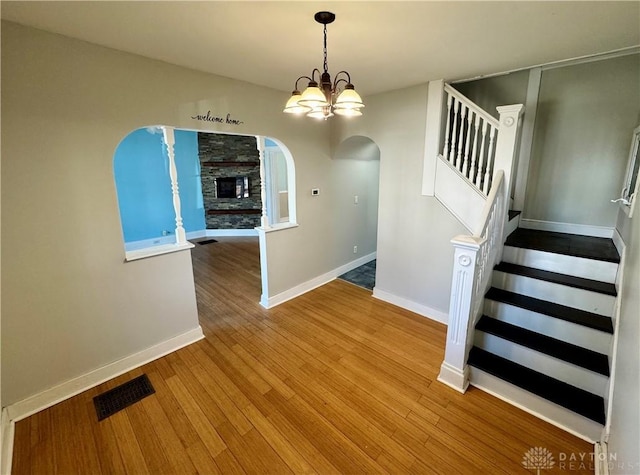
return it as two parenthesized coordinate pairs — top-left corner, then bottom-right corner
(255, 222), (299, 234)
(125, 242), (195, 262)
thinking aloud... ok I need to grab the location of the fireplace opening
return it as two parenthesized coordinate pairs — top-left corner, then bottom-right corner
(215, 176), (250, 199)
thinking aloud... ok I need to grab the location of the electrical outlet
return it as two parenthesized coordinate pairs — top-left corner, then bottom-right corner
(353, 245), (358, 254)
(354, 195), (359, 204)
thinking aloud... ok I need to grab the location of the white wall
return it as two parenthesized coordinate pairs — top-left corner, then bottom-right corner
(333, 85), (468, 321)
(608, 210), (640, 473)
(524, 55), (640, 227)
(0, 21), (371, 406)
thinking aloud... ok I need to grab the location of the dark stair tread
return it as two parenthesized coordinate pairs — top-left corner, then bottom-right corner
(485, 287), (613, 334)
(494, 262), (617, 296)
(508, 210), (521, 221)
(505, 228), (620, 263)
(468, 347), (606, 424)
(476, 316), (610, 376)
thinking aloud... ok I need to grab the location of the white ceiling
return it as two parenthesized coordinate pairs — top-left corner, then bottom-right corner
(2, 1), (639, 96)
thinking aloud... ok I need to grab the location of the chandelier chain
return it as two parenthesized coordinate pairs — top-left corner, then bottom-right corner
(323, 24), (328, 73)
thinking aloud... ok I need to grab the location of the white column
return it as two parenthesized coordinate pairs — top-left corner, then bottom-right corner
(493, 104), (525, 202)
(513, 68), (541, 211)
(422, 79), (444, 196)
(256, 136), (270, 229)
(161, 126), (187, 245)
(437, 235), (482, 393)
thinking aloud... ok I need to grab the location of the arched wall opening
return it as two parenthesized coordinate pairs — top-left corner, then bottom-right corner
(113, 125), (298, 305)
(332, 135), (381, 291)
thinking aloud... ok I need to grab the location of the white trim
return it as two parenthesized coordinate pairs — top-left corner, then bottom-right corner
(262, 252), (376, 309)
(519, 218), (614, 238)
(256, 222), (299, 234)
(372, 287), (448, 325)
(204, 229), (258, 237)
(125, 235), (177, 251)
(451, 46), (640, 84)
(437, 362), (470, 393)
(186, 230), (207, 240)
(612, 228), (625, 257)
(6, 327), (204, 423)
(256, 227), (271, 309)
(124, 241), (195, 262)
(1, 409), (14, 475)
(604, 245), (625, 441)
(594, 442), (610, 475)
(513, 67), (541, 211)
(422, 79), (444, 196)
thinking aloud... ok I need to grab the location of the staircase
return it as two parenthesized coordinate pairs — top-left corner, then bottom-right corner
(431, 81), (623, 443)
(468, 225), (619, 441)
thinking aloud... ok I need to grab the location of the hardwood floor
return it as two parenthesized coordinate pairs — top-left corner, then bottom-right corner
(12, 237), (595, 474)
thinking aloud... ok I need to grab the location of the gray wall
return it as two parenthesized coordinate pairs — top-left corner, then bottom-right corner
(609, 207), (640, 472)
(1, 21), (337, 405)
(524, 55), (640, 227)
(455, 70), (529, 118)
(333, 85), (468, 320)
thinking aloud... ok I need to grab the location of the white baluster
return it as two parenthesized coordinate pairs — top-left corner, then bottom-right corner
(483, 125), (497, 194)
(477, 121), (488, 191)
(469, 114), (481, 186)
(442, 93), (453, 160)
(257, 137), (270, 229)
(462, 109), (474, 177)
(455, 104), (467, 170)
(162, 126), (186, 245)
(448, 98), (460, 164)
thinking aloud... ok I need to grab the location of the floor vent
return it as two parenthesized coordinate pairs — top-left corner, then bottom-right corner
(197, 239), (218, 245)
(93, 374), (155, 421)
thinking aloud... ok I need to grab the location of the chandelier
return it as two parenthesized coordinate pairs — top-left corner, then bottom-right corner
(283, 11), (364, 120)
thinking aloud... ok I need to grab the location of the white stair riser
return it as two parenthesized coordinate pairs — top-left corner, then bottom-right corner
(492, 271), (614, 317)
(502, 246), (618, 284)
(483, 301), (611, 355)
(469, 367), (603, 442)
(474, 333), (608, 396)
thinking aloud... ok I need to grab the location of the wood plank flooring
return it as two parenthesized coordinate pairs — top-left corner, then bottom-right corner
(12, 237), (595, 474)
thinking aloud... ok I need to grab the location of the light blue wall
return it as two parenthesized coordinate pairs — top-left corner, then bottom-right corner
(174, 130), (206, 233)
(114, 128), (205, 243)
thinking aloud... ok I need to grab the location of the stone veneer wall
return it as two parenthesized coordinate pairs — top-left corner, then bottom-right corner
(198, 133), (262, 229)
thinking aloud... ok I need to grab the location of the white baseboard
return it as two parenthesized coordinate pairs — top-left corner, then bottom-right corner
(262, 252), (376, 309)
(1, 408), (14, 475)
(437, 362), (469, 393)
(594, 441), (610, 475)
(611, 227), (625, 256)
(520, 219), (614, 238)
(6, 326), (204, 424)
(186, 230), (207, 240)
(205, 229), (258, 237)
(372, 287), (448, 325)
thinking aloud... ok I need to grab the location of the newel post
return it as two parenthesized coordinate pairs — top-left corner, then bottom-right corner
(161, 126), (187, 245)
(438, 235), (483, 393)
(493, 104), (524, 200)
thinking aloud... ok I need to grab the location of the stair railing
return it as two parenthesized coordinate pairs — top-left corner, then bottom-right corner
(437, 170), (507, 393)
(441, 84), (500, 195)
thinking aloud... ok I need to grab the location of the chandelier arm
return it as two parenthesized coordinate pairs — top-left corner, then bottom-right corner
(294, 76), (313, 91)
(332, 71), (352, 90)
(310, 69), (322, 83)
